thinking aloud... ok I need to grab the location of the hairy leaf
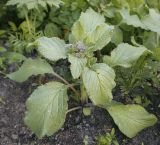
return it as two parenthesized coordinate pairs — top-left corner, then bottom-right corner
(82, 63), (116, 106)
(37, 37), (67, 61)
(120, 8), (160, 34)
(7, 58), (54, 82)
(25, 82), (68, 138)
(87, 24), (114, 51)
(3, 52), (26, 64)
(79, 8), (105, 33)
(70, 21), (86, 42)
(69, 55), (87, 79)
(7, 0), (62, 9)
(104, 43), (150, 68)
(71, 8), (114, 50)
(107, 103), (157, 138)
(142, 9), (160, 34)
(120, 8), (145, 29)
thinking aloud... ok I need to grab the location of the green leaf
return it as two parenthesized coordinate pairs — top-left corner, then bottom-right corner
(71, 8), (114, 50)
(104, 43), (150, 68)
(25, 82), (68, 138)
(44, 23), (62, 37)
(7, 0), (62, 9)
(82, 63), (116, 106)
(3, 52), (26, 64)
(37, 37), (67, 61)
(0, 47), (6, 52)
(70, 8), (114, 51)
(70, 21), (86, 42)
(120, 8), (146, 29)
(87, 24), (114, 51)
(79, 8), (105, 34)
(142, 9), (160, 34)
(111, 26), (123, 45)
(7, 58), (54, 82)
(120, 8), (160, 34)
(153, 47), (160, 61)
(68, 55), (87, 79)
(107, 103), (157, 138)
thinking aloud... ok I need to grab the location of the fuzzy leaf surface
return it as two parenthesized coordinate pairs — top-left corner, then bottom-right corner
(7, 0), (62, 9)
(25, 82), (68, 138)
(37, 37), (67, 61)
(69, 55), (87, 79)
(107, 103), (157, 138)
(104, 43), (150, 68)
(7, 58), (54, 82)
(82, 63), (116, 106)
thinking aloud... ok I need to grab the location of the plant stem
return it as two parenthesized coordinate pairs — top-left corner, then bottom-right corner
(80, 80), (88, 104)
(53, 72), (79, 97)
(66, 106), (82, 114)
(97, 50), (102, 62)
(25, 12), (32, 35)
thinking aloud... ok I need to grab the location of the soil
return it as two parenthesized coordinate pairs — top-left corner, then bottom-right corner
(0, 74), (160, 145)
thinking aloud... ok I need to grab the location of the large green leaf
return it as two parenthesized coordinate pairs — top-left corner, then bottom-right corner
(70, 21), (86, 42)
(79, 8), (105, 33)
(25, 82), (68, 138)
(120, 8), (160, 34)
(37, 37), (67, 61)
(7, 58), (54, 82)
(70, 8), (114, 51)
(107, 103), (157, 138)
(87, 24), (114, 51)
(120, 8), (146, 29)
(7, 0), (62, 9)
(68, 55), (87, 79)
(82, 63), (116, 106)
(3, 52), (26, 64)
(142, 9), (160, 34)
(104, 43), (150, 68)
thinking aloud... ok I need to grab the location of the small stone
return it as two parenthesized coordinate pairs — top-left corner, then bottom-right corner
(11, 134), (18, 140)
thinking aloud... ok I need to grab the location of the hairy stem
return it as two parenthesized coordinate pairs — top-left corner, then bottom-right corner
(80, 80), (88, 104)
(53, 72), (79, 97)
(66, 106), (82, 114)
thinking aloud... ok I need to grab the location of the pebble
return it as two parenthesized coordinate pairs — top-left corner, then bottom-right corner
(11, 134), (18, 140)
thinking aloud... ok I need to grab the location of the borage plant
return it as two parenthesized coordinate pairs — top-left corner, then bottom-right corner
(7, 8), (157, 139)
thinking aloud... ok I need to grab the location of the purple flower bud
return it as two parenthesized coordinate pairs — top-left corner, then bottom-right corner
(76, 41), (86, 52)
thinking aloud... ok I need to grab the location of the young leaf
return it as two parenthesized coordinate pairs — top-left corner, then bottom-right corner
(87, 24), (114, 51)
(68, 55), (87, 79)
(7, 0), (62, 9)
(142, 9), (160, 34)
(70, 21), (86, 42)
(107, 103), (157, 138)
(7, 58), (54, 82)
(120, 8), (145, 29)
(79, 8), (105, 33)
(82, 63), (116, 106)
(120, 8), (160, 34)
(104, 43), (151, 68)
(111, 26), (123, 45)
(25, 82), (68, 138)
(3, 52), (26, 64)
(37, 37), (67, 61)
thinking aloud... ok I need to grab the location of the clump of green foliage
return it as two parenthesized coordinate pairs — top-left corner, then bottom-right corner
(97, 128), (119, 145)
(7, 8), (157, 139)
(0, 0), (159, 141)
